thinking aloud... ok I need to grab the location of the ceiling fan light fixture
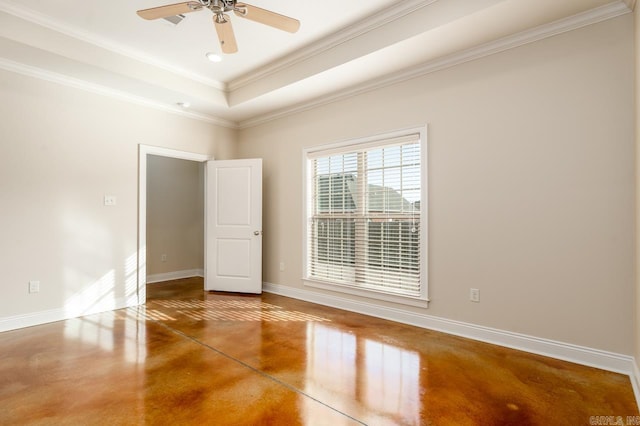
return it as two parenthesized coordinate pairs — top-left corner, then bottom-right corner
(206, 52), (222, 62)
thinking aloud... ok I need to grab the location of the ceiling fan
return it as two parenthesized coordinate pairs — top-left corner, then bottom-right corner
(136, 0), (300, 54)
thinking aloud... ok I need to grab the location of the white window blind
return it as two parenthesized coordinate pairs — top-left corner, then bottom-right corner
(306, 132), (423, 299)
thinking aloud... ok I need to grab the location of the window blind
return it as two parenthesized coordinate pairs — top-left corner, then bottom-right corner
(307, 135), (422, 298)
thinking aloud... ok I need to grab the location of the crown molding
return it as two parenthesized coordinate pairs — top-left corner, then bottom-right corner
(238, 0), (631, 129)
(0, 0), (630, 130)
(228, 0), (437, 92)
(0, 0), (227, 91)
(0, 57), (239, 129)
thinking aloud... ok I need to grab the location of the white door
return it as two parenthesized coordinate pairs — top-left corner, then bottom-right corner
(205, 159), (262, 293)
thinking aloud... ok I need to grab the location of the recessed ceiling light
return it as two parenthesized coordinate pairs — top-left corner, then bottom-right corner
(176, 102), (190, 108)
(206, 52), (222, 63)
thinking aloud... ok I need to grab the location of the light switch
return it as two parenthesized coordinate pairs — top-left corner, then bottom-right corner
(104, 195), (117, 206)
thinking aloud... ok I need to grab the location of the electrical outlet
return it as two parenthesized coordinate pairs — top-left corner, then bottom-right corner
(470, 288), (480, 303)
(161, 254), (167, 262)
(279, 262), (285, 272)
(29, 280), (40, 294)
(104, 195), (117, 206)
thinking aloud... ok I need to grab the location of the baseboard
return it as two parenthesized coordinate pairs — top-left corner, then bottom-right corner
(0, 296), (133, 333)
(632, 359), (640, 412)
(263, 282), (636, 376)
(146, 269), (204, 284)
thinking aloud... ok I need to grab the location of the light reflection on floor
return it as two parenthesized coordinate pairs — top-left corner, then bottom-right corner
(2, 277), (635, 425)
(363, 339), (420, 424)
(154, 299), (282, 310)
(151, 298), (331, 322)
(304, 322), (420, 424)
(140, 308), (176, 321)
(64, 310), (147, 365)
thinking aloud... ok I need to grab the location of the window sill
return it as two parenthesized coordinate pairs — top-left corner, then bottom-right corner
(303, 278), (429, 309)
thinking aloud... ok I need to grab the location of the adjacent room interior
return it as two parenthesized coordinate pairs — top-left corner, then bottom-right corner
(1, 0), (639, 423)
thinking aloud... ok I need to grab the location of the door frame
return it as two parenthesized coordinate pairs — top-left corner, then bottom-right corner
(137, 144), (213, 305)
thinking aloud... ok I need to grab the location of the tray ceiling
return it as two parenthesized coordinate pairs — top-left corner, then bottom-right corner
(0, 0), (631, 127)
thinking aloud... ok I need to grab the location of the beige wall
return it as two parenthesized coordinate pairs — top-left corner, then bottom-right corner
(146, 156), (204, 277)
(0, 69), (235, 321)
(0, 8), (634, 358)
(238, 15), (635, 354)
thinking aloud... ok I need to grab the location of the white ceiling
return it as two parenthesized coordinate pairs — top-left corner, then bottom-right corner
(0, 0), (632, 128)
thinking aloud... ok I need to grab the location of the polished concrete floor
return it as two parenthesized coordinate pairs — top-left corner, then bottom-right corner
(1, 277), (637, 425)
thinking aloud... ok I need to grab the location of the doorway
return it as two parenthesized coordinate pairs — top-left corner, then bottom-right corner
(147, 155), (204, 283)
(137, 145), (212, 304)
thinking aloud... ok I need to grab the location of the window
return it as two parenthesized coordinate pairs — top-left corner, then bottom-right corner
(304, 128), (427, 305)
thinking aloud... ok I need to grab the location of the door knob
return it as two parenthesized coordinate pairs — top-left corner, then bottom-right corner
(254, 231), (261, 236)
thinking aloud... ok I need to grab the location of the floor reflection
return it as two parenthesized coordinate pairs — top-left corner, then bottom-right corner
(363, 339), (420, 425)
(1, 277), (636, 425)
(305, 322), (421, 424)
(64, 314), (116, 353)
(64, 310), (147, 365)
(152, 298), (331, 322)
(306, 323), (357, 398)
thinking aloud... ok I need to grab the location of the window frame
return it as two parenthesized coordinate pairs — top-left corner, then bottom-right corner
(302, 126), (429, 308)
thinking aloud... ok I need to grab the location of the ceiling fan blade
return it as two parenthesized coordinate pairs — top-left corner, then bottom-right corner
(214, 15), (238, 54)
(137, 2), (202, 20)
(234, 3), (300, 33)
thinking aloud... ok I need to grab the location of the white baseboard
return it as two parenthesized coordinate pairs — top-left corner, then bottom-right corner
(632, 359), (640, 412)
(146, 269), (204, 284)
(0, 296), (134, 333)
(263, 282), (636, 377)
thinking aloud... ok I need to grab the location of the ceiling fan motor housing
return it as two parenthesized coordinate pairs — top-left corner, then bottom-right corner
(200, 0), (239, 13)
